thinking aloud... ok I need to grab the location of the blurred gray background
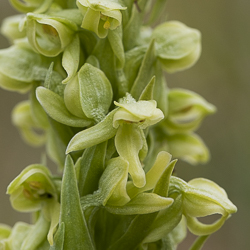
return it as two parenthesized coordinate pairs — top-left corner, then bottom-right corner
(0, 0), (249, 249)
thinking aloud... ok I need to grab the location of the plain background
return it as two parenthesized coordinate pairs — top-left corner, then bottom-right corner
(0, 1), (249, 249)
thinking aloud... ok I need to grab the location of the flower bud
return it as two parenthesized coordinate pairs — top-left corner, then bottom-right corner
(77, 0), (126, 38)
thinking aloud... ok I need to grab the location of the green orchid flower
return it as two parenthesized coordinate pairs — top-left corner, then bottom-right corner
(7, 164), (58, 212)
(77, 0), (126, 38)
(26, 13), (78, 57)
(113, 94), (164, 188)
(163, 88), (216, 134)
(153, 21), (201, 73)
(12, 100), (47, 146)
(113, 93), (164, 129)
(169, 176), (237, 235)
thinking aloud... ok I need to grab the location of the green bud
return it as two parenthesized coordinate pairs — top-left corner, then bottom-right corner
(26, 13), (77, 57)
(153, 21), (201, 73)
(77, 0), (126, 38)
(113, 93), (164, 129)
(164, 88), (216, 134)
(7, 164), (57, 212)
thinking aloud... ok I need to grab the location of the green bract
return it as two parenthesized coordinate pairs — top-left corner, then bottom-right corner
(77, 0), (126, 38)
(0, 0), (237, 249)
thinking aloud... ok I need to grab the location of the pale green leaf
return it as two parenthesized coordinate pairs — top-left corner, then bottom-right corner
(60, 155), (95, 249)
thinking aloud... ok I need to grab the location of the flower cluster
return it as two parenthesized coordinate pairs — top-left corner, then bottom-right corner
(0, 0), (236, 249)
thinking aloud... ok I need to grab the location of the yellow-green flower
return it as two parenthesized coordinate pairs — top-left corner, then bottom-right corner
(113, 93), (164, 129)
(77, 0), (126, 38)
(7, 165), (58, 212)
